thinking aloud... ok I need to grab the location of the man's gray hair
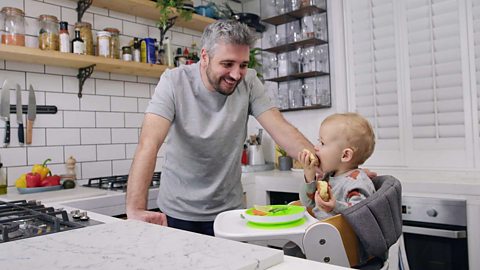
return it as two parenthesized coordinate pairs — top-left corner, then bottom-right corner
(201, 20), (257, 56)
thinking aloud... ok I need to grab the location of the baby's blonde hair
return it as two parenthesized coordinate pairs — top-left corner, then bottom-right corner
(322, 113), (375, 165)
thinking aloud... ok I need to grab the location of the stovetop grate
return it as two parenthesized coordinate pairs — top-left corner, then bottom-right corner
(83, 171), (161, 191)
(0, 200), (101, 243)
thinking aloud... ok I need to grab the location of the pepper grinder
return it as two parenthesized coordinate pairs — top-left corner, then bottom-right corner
(65, 156), (77, 180)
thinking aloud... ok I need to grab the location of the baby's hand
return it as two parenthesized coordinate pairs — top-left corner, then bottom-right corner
(314, 186), (335, 213)
(298, 149), (317, 182)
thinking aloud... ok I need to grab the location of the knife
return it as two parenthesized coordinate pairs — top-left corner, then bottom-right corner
(26, 84), (36, 145)
(16, 84), (24, 146)
(0, 80), (11, 147)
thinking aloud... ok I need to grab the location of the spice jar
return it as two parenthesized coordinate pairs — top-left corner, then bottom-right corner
(0, 7), (26, 46)
(38, 15), (59, 51)
(96, 31), (111, 57)
(122, 46), (132, 61)
(74, 22), (94, 55)
(104, 27), (120, 59)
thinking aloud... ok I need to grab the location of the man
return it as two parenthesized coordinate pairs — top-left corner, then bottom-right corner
(126, 20), (315, 235)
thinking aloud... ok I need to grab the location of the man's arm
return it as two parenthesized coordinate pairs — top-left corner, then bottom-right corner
(256, 108), (314, 158)
(126, 113), (171, 225)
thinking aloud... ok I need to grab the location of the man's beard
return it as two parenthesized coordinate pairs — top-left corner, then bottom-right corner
(206, 63), (240, 96)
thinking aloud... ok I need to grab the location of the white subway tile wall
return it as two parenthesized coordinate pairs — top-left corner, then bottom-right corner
(0, 0), (245, 183)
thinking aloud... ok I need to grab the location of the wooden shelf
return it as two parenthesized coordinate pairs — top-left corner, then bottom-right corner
(91, 0), (216, 32)
(0, 45), (167, 78)
(265, 71), (329, 83)
(262, 5), (326, 26)
(263, 38), (327, 53)
(280, 104), (331, 112)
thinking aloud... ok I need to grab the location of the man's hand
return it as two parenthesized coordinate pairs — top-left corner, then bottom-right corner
(127, 209), (168, 226)
(298, 149), (318, 183)
(314, 186), (335, 213)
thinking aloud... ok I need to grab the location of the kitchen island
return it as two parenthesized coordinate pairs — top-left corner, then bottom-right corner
(0, 188), (351, 270)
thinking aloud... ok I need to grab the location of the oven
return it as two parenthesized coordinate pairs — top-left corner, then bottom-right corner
(402, 196), (468, 270)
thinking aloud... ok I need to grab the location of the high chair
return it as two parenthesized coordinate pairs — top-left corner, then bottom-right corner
(299, 175), (407, 270)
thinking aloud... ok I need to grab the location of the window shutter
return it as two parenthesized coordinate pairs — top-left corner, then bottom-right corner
(405, 0), (471, 167)
(474, 1), (480, 139)
(345, 0), (403, 165)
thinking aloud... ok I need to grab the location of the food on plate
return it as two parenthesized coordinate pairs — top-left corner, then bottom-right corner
(62, 179), (76, 189)
(317, 180), (330, 201)
(17, 158), (63, 188)
(26, 172), (42, 188)
(302, 149), (318, 166)
(251, 205), (290, 216)
(40, 175), (61, 186)
(32, 158), (52, 179)
(15, 174), (27, 188)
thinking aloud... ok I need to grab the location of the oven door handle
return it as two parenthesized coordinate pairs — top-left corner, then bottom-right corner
(403, 225), (467, 239)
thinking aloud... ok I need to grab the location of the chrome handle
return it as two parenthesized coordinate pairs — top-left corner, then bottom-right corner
(403, 225), (466, 239)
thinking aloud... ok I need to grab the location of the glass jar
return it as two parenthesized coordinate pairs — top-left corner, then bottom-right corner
(96, 31), (111, 57)
(38, 15), (59, 51)
(104, 27), (120, 59)
(122, 46), (132, 61)
(74, 22), (94, 55)
(0, 7), (26, 46)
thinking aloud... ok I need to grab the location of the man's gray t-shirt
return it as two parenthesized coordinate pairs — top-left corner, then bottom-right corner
(146, 63), (274, 221)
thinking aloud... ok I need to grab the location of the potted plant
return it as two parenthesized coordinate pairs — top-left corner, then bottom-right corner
(275, 145), (292, 171)
(249, 47), (263, 79)
(155, 0), (194, 44)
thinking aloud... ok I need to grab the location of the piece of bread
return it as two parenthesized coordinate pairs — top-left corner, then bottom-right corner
(303, 148), (318, 166)
(316, 180), (329, 201)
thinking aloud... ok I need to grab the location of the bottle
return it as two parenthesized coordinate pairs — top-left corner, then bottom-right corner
(0, 157), (6, 195)
(174, 47), (183, 67)
(74, 22), (93, 55)
(133, 37), (141, 62)
(164, 37), (173, 67)
(59, 21), (70, 53)
(158, 45), (166, 65)
(72, 29), (85, 55)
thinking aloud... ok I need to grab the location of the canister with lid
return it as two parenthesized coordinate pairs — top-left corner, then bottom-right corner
(74, 22), (94, 55)
(96, 31), (111, 57)
(122, 46), (132, 61)
(104, 27), (120, 59)
(0, 7), (25, 46)
(38, 15), (59, 50)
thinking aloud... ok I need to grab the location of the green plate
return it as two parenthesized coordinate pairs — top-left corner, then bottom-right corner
(247, 217), (306, 229)
(244, 205), (306, 224)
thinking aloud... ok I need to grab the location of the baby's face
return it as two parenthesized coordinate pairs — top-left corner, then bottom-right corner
(314, 122), (345, 173)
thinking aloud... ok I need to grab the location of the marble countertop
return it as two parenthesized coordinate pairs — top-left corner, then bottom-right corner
(0, 218), (349, 270)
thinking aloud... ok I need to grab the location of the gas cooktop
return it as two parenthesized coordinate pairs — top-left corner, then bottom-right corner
(0, 200), (102, 243)
(83, 172), (161, 192)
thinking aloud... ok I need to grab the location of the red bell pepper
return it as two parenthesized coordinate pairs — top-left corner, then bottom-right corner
(41, 175), (61, 186)
(26, 173), (42, 188)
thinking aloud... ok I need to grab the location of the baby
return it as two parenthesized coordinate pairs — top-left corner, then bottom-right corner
(298, 113), (376, 220)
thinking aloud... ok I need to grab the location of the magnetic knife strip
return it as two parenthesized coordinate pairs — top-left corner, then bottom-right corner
(9, 105), (57, 114)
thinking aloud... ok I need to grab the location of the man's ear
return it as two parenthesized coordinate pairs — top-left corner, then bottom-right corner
(341, 148), (354, 163)
(201, 48), (209, 64)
